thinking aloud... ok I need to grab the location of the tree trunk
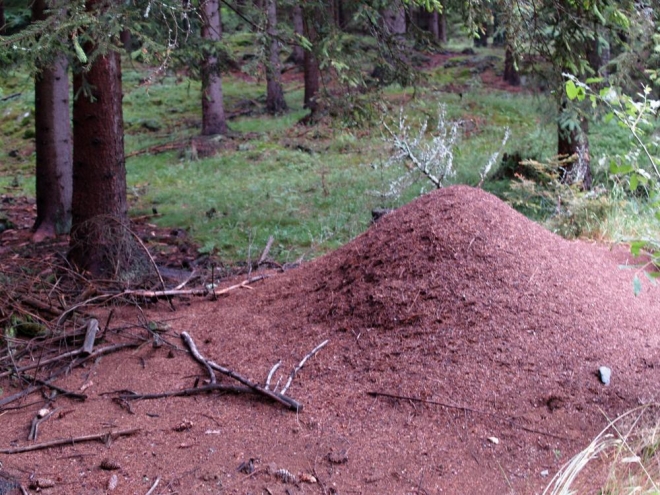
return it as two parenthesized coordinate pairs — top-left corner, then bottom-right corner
(503, 45), (520, 86)
(383, 1), (406, 36)
(301, 1), (321, 122)
(70, 49), (128, 275)
(0, 0), (5, 35)
(438, 5), (447, 43)
(265, 0), (287, 114)
(557, 117), (592, 190)
(201, 0), (228, 136)
(429, 10), (439, 40)
(290, 3), (305, 65)
(32, 0), (72, 242)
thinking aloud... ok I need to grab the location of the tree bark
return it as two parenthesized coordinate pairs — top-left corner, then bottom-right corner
(301, 1), (321, 122)
(429, 10), (439, 40)
(201, 0), (228, 136)
(70, 49), (128, 275)
(503, 45), (520, 86)
(383, 1), (406, 36)
(438, 5), (447, 43)
(290, 3), (305, 65)
(32, 0), (72, 242)
(0, 0), (5, 35)
(265, 0), (287, 114)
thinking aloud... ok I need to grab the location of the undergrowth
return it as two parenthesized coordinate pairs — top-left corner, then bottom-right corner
(544, 405), (660, 495)
(1, 46), (659, 264)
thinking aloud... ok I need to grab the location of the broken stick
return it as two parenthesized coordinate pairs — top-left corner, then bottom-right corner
(181, 332), (216, 385)
(0, 428), (140, 454)
(180, 332), (302, 411)
(281, 340), (329, 395)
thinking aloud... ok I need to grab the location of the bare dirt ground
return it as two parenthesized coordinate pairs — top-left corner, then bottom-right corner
(1, 185), (660, 494)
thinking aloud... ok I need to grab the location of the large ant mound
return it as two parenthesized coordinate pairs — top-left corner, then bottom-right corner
(302, 185), (660, 414)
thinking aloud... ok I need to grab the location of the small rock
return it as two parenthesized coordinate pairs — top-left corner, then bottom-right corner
(487, 436), (499, 444)
(540, 469), (549, 477)
(598, 366), (612, 386)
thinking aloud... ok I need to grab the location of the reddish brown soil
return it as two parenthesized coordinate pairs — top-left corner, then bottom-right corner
(2, 186), (660, 494)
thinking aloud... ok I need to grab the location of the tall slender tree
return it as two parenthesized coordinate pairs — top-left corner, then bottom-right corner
(301, 0), (322, 121)
(200, 0), (228, 135)
(32, 0), (72, 242)
(0, 0), (5, 35)
(265, 0), (287, 114)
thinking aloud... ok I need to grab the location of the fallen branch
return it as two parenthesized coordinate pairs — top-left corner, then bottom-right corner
(0, 342), (141, 380)
(181, 332), (301, 411)
(281, 340), (328, 395)
(0, 428), (140, 454)
(367, 391), (506, 418)
(116, 275), (267, 299)
(118, 383), (256, 400)
(258, 236), (274, 265)
(181, 332), (216, 384)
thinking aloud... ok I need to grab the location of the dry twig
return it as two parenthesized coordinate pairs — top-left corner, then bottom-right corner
(0, 428), (140, 454)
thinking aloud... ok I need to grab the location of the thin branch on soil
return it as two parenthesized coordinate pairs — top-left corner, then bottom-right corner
(20, 375), (87, 401)
(181, 332), (302, 411)
(144, 476), (160, 495)
(0, 385), (40, 408)
(113, 275), (268, 299)
(369, 391), (571, 439)
(280, 339), (329, 395)
(0, 428), (140, 454)
(265, 360), (281, 390)
(367, 391), (506, 418)
(0, 342), (141, 380)
(181, 332), (217, 384)
(81, 318), (99, 355)
(28, 407), (59, 441)
(117, 383), (258, 400)
(258, 235), (274, 266)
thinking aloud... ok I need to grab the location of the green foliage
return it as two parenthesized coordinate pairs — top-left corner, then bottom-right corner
(566, 75), (660, 290)
(503, 157), (614, 238)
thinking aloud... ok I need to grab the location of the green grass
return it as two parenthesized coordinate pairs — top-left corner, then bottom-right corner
(2, 47), (659, 264)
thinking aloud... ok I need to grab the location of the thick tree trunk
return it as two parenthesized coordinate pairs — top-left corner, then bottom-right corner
(558, 117), (592, 190)
(290, 3), (305, 65)
(32, 0), (72, 242)
(201, 0), (228, 135)
(265, 0), (287, 114)
(70, 50), (128, 275)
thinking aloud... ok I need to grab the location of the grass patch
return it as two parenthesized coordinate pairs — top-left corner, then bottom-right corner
(2, 47), (659, 264)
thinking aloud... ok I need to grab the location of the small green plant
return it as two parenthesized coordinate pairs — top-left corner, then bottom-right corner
(566, 75), (660, 292)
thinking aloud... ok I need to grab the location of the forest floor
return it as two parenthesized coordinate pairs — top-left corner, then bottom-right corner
(1, 185), (660, 494)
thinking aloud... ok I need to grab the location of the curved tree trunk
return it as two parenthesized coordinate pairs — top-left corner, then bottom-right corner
(265, 0), (287, 114)
(70, 49), (128, 275)
(32, 0), (72, 242)
(201, 0), (228, 135)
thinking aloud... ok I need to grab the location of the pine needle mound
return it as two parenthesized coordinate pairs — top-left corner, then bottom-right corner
(302, 185), (660, 412)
